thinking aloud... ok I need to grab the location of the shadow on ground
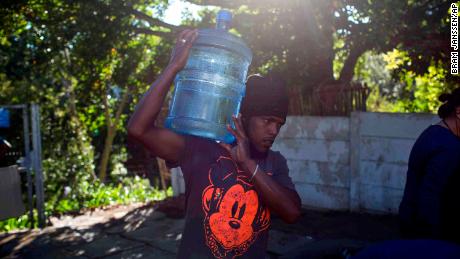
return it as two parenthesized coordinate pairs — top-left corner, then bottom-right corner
(0, 196), (400, 259)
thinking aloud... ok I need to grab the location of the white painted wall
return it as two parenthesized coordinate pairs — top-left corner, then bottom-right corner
(348, 112), (438, 213)
(273, 116), (351, 210)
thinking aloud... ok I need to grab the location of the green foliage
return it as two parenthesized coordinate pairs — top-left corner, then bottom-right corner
(189, 0), (451, 84)
(392, 63), (451, 113)
(55, 176), (171, 213)
(354, 49), (455, 113)
(0, 176), (172, 232)
(183, 0), (455, 117)
(0, 0), (174, 232)
(0, 0), (171, 176)
(354, 51), (400, 112)
(0, 212), (38, 232)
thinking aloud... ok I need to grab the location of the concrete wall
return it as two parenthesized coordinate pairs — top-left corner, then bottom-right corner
(273, 116), (351, 210)
(348, 112), (438, 213)
(273, 112), (438, 213)
(171, 112), (439, 214)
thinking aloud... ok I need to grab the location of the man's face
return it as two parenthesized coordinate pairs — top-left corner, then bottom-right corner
(245, 115), (286, 153)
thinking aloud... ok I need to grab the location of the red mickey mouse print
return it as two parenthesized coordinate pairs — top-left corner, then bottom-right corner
(202, 156), (270, 258)
(209, 184), (258, 248)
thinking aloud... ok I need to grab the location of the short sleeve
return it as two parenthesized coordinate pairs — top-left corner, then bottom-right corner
(271, 152), (296, 191)
(165, 135), (219, 186)
(165, 135), (201, 185)
(165, 135), (193, 169)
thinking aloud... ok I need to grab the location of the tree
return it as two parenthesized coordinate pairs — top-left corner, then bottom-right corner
(0, 0), (174, 184)
(1, 0), (455, 185)
(133, 0), (453, 113)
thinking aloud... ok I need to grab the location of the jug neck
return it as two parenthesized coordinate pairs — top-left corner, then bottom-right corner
(216, 19), (231, 31)
(216, 10), (232, 31)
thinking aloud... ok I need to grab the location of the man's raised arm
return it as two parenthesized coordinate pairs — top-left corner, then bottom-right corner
(128, 29), (198, 164)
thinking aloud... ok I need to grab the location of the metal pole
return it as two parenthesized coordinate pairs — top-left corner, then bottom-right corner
(22, 105), (34, 228)
(31, 104), (45, 228)
(0, 104), (26, 109)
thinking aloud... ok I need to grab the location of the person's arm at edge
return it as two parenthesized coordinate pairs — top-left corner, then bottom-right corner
(127, 29), (198, 164)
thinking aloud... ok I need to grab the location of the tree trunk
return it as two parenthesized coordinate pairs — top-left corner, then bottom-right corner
(98, 87), (131, 182)
(156, 157), (169, 192)
(339, 44), (368, 83)
(98, 126), (116, 182)
(60, 69), (98, 181)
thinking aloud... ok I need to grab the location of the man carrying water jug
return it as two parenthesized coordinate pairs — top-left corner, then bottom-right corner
(128, 29), (301, 259)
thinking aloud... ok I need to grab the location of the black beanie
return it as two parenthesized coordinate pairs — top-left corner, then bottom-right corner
(240, 74), (289, 119)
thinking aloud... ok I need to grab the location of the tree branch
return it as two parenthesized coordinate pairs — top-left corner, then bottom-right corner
(114, 88), (131, 127)
(130, 9), (185, 32)
(339, 43), (369, 83)
(132, 27), (173, 40)
(102, 90), (112, 130)
(184, 0), (244, 9)
(184, 0), (286, 9)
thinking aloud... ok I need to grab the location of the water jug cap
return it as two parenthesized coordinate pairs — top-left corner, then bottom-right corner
(217, 10), (232, 22)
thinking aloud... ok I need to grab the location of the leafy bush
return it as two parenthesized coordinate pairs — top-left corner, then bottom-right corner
(0, 176), (171, 232)
(0, 213), (37, 232)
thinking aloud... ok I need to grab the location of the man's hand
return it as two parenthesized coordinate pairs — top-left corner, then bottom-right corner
(220, 114), (301, 223)
(168, 29), (198, 72)
(219, 114), (252, 176)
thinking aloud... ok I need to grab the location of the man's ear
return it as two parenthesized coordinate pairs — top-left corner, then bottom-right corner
(456, 106), (460, 119)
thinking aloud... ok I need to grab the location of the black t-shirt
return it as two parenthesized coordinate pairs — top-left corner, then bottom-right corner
(399, 125), (460, 241)
(169, 135), (296, 259)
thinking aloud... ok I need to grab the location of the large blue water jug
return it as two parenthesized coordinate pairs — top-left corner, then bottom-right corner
(165, 10), (252, 143)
